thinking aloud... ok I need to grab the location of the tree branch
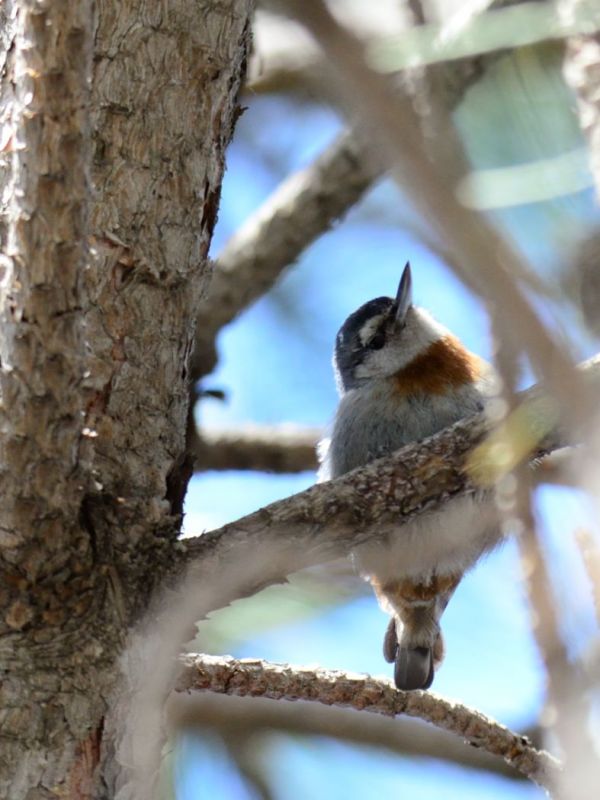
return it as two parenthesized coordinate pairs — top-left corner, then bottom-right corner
(175, 655), (560, 790)
(191, 131), (380, 377)
(179, 356), (600, 610)
(191, 424), (320, 472)
(135, 364), (599, 799)
(563, 0), (600, 200)
(168, 690), (540, 780)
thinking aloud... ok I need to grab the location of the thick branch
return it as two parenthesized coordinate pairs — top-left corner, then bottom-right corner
(0, 2), (255, 797)
(176, 655), (560, 790)
(179, 356), (600, 606)
(169, 691), (539, 780)
(192, 424), (320, 472)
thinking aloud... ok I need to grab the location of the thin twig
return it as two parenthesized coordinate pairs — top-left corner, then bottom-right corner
(518, 512), (599, 800)
(176, 655), (561, 791)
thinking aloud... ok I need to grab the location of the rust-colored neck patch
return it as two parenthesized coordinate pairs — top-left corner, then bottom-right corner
(394, 335), (483, 396)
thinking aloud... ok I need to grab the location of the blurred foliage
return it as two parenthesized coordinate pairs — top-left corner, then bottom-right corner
(370, 1), (600, 71)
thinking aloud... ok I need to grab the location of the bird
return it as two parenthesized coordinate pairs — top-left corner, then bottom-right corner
(318, 263), (499, 690)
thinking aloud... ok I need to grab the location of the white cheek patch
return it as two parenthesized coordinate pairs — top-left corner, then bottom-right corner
(358, 314), (385, 346)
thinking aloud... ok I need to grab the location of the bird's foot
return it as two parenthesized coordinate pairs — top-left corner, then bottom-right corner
(383, 616), (398, 663)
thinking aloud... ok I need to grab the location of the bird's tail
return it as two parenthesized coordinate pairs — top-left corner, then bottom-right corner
(383, 616), (441, 690)
(375, 574), (460, 691)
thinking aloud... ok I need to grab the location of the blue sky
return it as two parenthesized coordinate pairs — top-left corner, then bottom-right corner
(176, 75), (600, 798)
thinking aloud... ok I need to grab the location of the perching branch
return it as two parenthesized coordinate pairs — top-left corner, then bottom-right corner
(176, 655), (560, 791)
(191, 424), (320, 472)
(179, 356), (600, 607)
(168, 691), (540, 780)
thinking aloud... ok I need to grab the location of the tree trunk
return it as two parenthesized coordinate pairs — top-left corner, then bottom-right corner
(0, 1), (252, 797)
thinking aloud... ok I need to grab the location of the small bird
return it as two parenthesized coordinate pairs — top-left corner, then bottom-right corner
(318, 263), (499, 690)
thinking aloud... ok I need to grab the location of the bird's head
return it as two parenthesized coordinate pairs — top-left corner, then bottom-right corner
(333, 263), (451, 393)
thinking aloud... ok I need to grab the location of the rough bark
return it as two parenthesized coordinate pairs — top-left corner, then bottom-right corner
(0, 1), (253, 797)
(176, 655), (560, 790)
(0, 2), (98, 796)
(179, 356), (600, 622)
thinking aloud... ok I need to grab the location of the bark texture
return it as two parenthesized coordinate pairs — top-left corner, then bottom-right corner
(0, 2), (97, 795)
(180, 357), (600, 621)
(177, 655), (560, 790)
(169, 691), (539, 780)
(0, 1), (253, 797)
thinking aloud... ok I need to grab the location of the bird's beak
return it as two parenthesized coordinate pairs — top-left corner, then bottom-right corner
(393, 262), (412, 326)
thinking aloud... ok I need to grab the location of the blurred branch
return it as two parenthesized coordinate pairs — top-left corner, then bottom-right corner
(191, 131), (379, 378)
(191, 424), (320, 472)
(192, 0), (518, 380)
(180, 357), (600, 604)
(576, 528), (600, 623)
(247, 10), (321, 94)
(175, 655), (560, 790)
(224, 734), (275, 800)
(406, 0), (427, 27)
(518, 511), (598, 800)
(168, 691), (540, 780)
(249, 1), (546, 96)
(281, 0), (590, 433)
(563, 1), (600, 199)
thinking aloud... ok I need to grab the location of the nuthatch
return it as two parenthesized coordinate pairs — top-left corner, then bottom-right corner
(319, 263), (499, 690)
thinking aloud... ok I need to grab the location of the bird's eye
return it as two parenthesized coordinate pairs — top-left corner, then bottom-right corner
(368, 329), (386, 350)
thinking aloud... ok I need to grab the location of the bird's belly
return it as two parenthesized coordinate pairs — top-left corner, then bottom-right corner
(356, 494), (499, 586)
(325, 383), (498, 580)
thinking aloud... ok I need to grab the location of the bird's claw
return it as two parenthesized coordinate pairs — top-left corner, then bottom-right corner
(383, 616), (398, 663)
